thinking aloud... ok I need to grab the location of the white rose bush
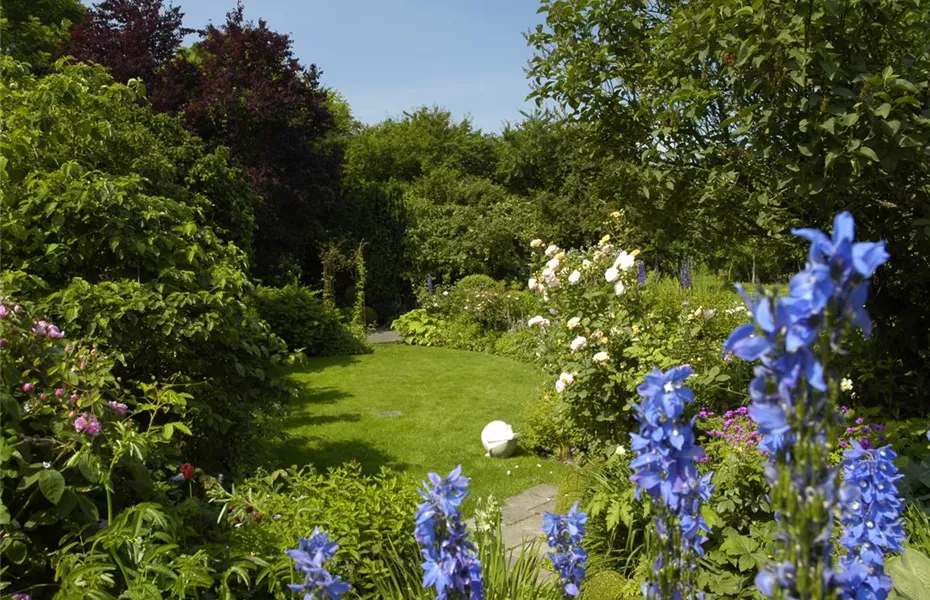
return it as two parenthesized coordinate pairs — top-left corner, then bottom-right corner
(526, 233), (752, 453)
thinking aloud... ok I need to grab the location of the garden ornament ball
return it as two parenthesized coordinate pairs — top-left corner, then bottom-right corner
(481, 420), (520, 458)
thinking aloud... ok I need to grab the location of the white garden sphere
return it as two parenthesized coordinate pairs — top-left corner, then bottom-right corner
(481, 420), (520, 458)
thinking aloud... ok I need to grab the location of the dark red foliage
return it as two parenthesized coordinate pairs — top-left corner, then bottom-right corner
(156, 3), (339, 281)
(64, 0), (194, 85)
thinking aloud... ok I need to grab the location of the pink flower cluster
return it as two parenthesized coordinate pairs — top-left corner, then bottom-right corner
(32, 319), (65, 339)
(699, 406), (765, 451)
(699, 404), (888, 458)
(837, 408), (886, 449)
(74, 413), (102, 437)
(108, 401), (128, 417)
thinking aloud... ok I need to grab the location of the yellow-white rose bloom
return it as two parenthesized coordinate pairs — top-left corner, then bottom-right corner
(555, 372), (575, 394)
(568, 270), (581, 284)
(567, 316), (581, 329)
(613, 251), (636, 271)
(605, 267), (620, 282)
(528, 315), (550, 327)
(841, 378), (853, 392)
(545, 244), (559, 257)
(570, 336), (587, 352)
(614, 281), (626, 296)
(530, 239), (544, 248)
(592, 351), (610, 364)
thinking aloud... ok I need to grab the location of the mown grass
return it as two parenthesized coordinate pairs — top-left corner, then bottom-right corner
(275, 344), (570, 511)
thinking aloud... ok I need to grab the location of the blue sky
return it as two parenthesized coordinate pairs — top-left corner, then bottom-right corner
(170, 0), (547, 132)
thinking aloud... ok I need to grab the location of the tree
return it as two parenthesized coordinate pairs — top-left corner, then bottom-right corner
(64, 0), (192, 85)
(527, 0), (930, 413)
(0, 0), (85, 71)
(156, 4), (339, 283)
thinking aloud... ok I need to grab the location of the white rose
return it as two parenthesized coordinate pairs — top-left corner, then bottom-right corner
(547, 277), (561, 289)
(614, 281), (626, 296)
(530, 239), (544, 248)
(528, 277), (538, 290)
(547, 257), (561, 270)
(542, 267), (554, 279)
(613, 251), (636, 271)
(528, 315), (548, 327)
(592, 351), (610, 364)
(582, 259), (592, 269)
(545, 244), (559, 257)
(555, 379), (567, 393)
(605, 267), (620, 282)
(568, 270), (581, 284)
(567, 316), (581, 330)
(615, 444), (627, 456)
(560, 372), (575, 385)
(570, 336), (587, 352)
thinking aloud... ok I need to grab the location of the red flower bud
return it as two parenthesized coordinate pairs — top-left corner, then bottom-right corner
(180, 463), (195, 481)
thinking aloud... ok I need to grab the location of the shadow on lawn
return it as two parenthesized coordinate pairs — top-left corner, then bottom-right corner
(269, 437), (408, 475)
(289, 354), (363, 375)
(288, 385), (353, 406)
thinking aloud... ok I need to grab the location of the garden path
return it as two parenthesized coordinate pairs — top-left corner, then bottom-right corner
(366, 328), (403, 344)
(466, 483), (557, 581)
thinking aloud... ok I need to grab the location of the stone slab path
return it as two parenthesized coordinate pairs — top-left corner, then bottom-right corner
(466, 483), (557, 582)
(499, 483), (557, 553)
(366, 328), (403, 344)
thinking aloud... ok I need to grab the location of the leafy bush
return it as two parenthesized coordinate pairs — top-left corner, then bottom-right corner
(524, 230), (753, 453)
(1, 58), (291, 472)
(493, 328), (541, 362)
(209, 463), (420, 598)
(523, 391), (578, 459)
(0, 295), (263, 598)
(253, 284), (370, 356)
(580, 570), (640, 600)
(392, 309), (445, 346)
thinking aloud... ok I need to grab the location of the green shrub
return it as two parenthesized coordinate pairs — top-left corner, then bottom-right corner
(555, 469), (588, 513)
(493, 328), (541, 362)
(253, 284), (371, 356)
(392, 308), (445, 346)
(580, 570), (639, 600)
(0, 294), (264, 598)
(210, 463), (420, 598)
(0, 58), (290, 472)
(524, 391), (577, 459)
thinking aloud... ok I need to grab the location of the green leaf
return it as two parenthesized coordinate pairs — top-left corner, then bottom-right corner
(875, 103), (892, 118)
(6, 540), (27, 564)
(858, 146), (879, 162)
(38, 469), (66, 505)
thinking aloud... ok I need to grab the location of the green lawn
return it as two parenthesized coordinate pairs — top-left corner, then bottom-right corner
(274, 344), (569, 510)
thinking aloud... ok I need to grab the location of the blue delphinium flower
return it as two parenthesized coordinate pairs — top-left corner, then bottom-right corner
(839, 443), (906, 600)
(414, 465), (484, 600)
(680, 259), (692, 289)
(638, 260), (647, 285)
(723, 211), (889, 600)
(543, 502), (588, 597)
(286, 528), (351, 600)
(629, 366), (714, 600)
